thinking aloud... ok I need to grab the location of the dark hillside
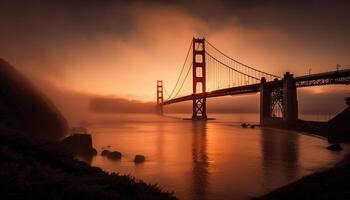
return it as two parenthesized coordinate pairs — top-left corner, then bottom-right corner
(326, 106), (350, 142)
(0, 59), (68, 140)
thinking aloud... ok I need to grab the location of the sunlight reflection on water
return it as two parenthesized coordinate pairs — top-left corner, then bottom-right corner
(88, 113), (349, 200)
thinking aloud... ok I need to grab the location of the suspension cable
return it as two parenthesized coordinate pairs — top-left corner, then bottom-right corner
(163, 87), (170, 98)
(205, 51), (260, 81)
(205, 39), (280, 78)
(166, 40), (193, 99)
(173, 63), (193, 98)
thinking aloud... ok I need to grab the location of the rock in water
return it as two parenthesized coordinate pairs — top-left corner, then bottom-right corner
(60, 134), (97, 156)
(101, 149), (111, 156)
(241, 123), (248, 128)
(134, 155), (145, 163)
(326, 143), (342, 152)
(107, 151), (122, 160)
(101, 149), (122, 160)
(0, 59), (68, 140)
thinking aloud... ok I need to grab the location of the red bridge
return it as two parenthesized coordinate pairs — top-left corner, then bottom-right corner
(156, 38), (350, 125)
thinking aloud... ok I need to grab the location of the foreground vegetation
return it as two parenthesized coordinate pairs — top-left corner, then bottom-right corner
(0, 128), (177, 200)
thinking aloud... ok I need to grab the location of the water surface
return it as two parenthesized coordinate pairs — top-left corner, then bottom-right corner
(87, 114), (349, 200)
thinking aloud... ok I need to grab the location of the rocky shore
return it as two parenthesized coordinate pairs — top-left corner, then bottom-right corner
(0, 127), (176, 200)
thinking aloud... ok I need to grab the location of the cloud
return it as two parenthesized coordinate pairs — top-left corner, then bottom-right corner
(0, 0), (349, 117)
(90, 97), (155, 113)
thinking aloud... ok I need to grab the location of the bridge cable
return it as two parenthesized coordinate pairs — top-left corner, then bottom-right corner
(166, 40), (193, 100)
(204, 39), (280, 79)
(169, 42), (201, 100)
(205, 51), (260, 81)
(163, 87), (170, 99)
(173, 63), (193, 98)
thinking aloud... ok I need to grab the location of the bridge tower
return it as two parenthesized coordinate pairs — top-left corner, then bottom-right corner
(260, 77), (272, 125)
(156, 80), (163, 114)
(260, 73), (298, 126)
(282, 72), (298, 124)
(192, 38), (207, 120)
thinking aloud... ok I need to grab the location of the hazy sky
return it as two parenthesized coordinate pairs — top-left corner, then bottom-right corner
(0, 0), (349, 101)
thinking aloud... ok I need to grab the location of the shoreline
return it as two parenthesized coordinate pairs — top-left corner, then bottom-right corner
(254, 153), (350, 200)
(260, 106), (350, 144)
(0, 127), (177, 200)
(255, 120), (350, 200)
(260, 124), (329, 141)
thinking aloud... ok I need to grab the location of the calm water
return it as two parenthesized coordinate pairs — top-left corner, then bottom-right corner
(86, 113), (349, 200)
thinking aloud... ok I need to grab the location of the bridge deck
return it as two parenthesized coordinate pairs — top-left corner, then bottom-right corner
(295, 69), (350, 87)
(162, 69), (350, 105)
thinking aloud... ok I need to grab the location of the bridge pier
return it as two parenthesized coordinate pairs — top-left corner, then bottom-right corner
(260, 77), (272, 125)
(192, 38), (207, 120)
(192, 97), (207, 120)
(260, 72), (298, 126)
(282, 72), (298, 125)
(156, 80), (163, 115)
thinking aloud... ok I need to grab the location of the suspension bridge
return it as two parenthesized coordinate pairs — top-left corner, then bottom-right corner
(156, 38), (350, 126)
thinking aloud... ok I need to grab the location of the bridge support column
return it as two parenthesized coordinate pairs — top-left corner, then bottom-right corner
(282, 72), (298, 125)
(156, 80), (163, 115)
(260, 77), (272, 125)
(192, 97), (207, 120)
(192, 38), (207, 120)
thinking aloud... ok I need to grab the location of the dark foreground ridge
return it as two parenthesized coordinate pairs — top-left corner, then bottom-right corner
(0, 58), (68, 140)
(254, 155), (350, 200)
(0, 128), (177, 200)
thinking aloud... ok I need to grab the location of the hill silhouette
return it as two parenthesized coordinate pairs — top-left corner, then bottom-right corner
(0, 59), (68, 140)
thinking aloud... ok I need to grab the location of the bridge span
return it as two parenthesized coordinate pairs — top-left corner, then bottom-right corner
(156, 38), (350, 126)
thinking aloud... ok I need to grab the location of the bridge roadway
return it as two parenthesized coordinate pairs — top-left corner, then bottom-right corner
(162, 69), (350, 105)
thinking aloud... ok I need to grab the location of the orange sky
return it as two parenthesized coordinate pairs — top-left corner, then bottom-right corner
(0, 1), (349, 102)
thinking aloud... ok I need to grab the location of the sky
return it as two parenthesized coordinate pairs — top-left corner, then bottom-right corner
(0, 0), (349, 121)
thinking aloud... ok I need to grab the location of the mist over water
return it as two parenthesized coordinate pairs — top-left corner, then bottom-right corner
(87, 113), (349, 200)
